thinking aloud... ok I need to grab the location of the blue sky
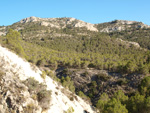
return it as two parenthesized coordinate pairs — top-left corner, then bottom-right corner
(0, 0), (150, 26)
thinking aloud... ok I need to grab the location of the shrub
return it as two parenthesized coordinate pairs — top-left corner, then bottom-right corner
(82, 71), (89, 77)
(0, 70), (4, 80)
(5, 29), (26, 57)
(78, 91), (89, 100)
(105, 98), (128, 113)
(116, 78), (128, 86)
(37, 90), (52, 110)
(24, 77), (46, 93)
(41, 71), (46, 79)
(23, 78), (52, 110)
(65, 107), (74, 113)
(139, 76), (150, 96)
(96, 73), (110, 81)
(70, 96), (74, 101)
(24, 103), (37, 113)
(96, 93), (109, 112)
(127, 94), (145, 113)
(36, 59), (45, 66)
(113, 90), (128, 104)
(61, 76), (75, 93)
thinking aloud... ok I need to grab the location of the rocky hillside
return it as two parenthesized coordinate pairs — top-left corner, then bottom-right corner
(1, 17), (150, 50)
(0, 17), (150, 36)
(0, 45), (96, 113)
(96, 20), (150, 32)
(56, 67), (145, 105)
(19, 16), (98, 32)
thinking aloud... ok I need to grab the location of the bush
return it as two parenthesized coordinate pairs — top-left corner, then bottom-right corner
(0, 70), (4, 80)
(36, 59), (45, 66)
(113, 90), (128, 104)
(96, 73), (110, 81)
(61, 76), (75, 93)
(24, 77), (42, 93)
(105, 98), (128, 113)
(5, 29), (26, 57)
(70, 96), (74, 101)
(82, 71), (89, 77)
(127, 94), (145, 113)
(23, 78), (51, 110)
(41, 71), (46, 79)
(37, 90), (52, 109)
(116, 78), (128, 86)
(96, 93), (109, 112)
(139, 76), (150, 96)
(24, 103), (37, 113)
(65, 107), (74, 113)
(78, 91), (88, 100)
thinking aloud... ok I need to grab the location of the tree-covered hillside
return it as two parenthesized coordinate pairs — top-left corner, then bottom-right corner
(1, 18), (150, 112)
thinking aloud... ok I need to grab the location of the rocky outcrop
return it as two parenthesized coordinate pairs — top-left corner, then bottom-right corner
(97, 20), (150, 32)
(19, 16), (39, 23)
(0, 45), (96, 113)
(116, 38), (140, 48)
(0, 27), (6, 36)
(19, 16), (98, 32)
(0, 32), (5, 36)
(0, 72), (42, 113)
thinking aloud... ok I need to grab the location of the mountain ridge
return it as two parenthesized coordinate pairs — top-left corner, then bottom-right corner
(18, 16), (98, 32)
(19, 17), (150, 32)
(0, 16), (150, 35)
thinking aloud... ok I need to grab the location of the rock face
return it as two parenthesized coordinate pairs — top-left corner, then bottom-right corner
(0, 27), (6, 36)
(97, 20), (150, 32)
(0, 45), (96, 113)
(0, 73), (42, 113)
(19, 16), (39, 23)
(19, 16), (98, 32)
(116, 38), (140, 48)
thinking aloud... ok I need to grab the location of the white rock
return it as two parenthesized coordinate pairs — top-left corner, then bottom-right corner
(0, 45), (96, 113)
(19, 16), (98, 32)
(19, 16), (39, 23)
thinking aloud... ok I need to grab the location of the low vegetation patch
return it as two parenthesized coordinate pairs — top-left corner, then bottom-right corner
(96, 72), (111, 82)
(23, 77), (51, 110)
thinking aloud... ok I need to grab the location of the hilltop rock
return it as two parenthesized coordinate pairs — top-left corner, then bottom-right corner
(19, 16), (39, 23)
(19, 16), (98, 31)
(97, 20), (150, 32)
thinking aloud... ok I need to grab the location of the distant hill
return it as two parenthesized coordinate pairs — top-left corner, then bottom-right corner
(96, 20), (150, 32)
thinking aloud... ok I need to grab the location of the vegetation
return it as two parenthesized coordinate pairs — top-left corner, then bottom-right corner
(65, 106), (74, 113)
(37, 89), (51, 110)
(1, 20), (150, 112)
(109, 27), (150, 49)
(4, 29), (26, 57)
(1, 28), (150, 75)
(24, 103), (37, 113)
(0, 70), (4, 80)
(41, 71), (46, 79)
(96, 76), (150, 113)
(138, 76), (150, 97)
(78, 91), (89, 100)
(24, 78), (51, 110)
(61, 76), (75, 93)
